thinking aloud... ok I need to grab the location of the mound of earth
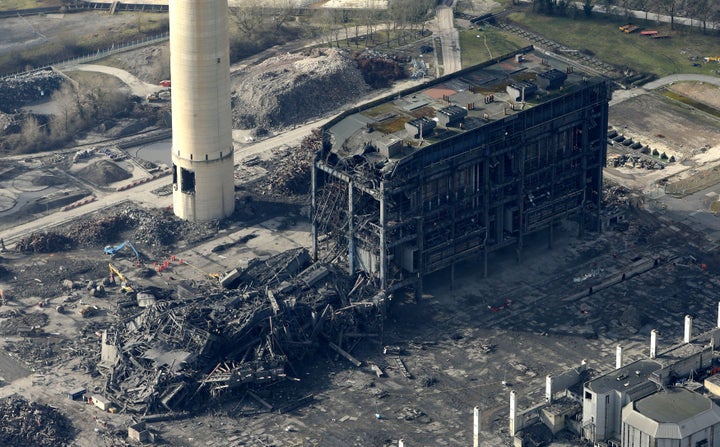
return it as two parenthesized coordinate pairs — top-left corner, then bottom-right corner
(231, 48), (371, 131)
(32, 174), (65, 187)
(75, 160), (131, 185)
(105, 44), (170, 84)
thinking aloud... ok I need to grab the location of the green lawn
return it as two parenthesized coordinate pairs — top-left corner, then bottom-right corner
(0, 0), (62, 10)
(506, 11), (720, 77)
(459, 27), (526, 68)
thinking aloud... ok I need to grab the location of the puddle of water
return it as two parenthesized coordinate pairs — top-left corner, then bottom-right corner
(131, 139), (172, 167)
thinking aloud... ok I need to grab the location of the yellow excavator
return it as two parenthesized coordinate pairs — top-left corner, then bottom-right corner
(108, 263), (134, 294)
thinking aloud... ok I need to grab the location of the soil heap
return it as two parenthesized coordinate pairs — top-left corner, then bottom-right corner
(231, 48), (371, 132)
(75, 160), (131, 186)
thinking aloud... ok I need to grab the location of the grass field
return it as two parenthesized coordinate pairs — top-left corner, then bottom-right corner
(459, 27), (526, 67)
(506, 11), (720, 77)
(0, 0), (62, 11)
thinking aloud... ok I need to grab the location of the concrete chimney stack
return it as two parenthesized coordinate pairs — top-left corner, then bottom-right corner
(169, 0), (235, 221)
(473, 406), (480, 447)
(684, 315), (693, 343)
(616, 345), (623, 370)
(650, 329), (658, 359)
(545, 375), (553, 403)
(509, 390), (517, 436)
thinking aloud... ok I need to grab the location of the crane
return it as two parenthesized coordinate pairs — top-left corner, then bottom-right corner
(108, 263), (134, 294)
(104, 240), (141, 263)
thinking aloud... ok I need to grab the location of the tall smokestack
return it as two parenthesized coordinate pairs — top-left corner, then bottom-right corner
(170, 0), (235, 221)
(616, 345), (623, 370)
(473, 406), (480, 447)
(509, 390), (517, 436)
(545, 375), (553, 403)
(650, 329), (658, 359)
(684, 315), (693, 343)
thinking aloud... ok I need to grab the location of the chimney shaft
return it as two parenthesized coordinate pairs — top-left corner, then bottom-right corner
(473, 406), (480, 447)
(616, 345), (623, 370)
(650, 329), (658, 359)
(509, 390), (517, 436)
(684, 315), (693, 343)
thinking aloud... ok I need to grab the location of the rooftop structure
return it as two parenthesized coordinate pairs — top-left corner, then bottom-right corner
(311, 46), (611, 292)
(622, 388), (720, 446)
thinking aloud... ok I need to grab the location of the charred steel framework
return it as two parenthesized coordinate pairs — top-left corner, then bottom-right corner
(312, 50), (611, 294)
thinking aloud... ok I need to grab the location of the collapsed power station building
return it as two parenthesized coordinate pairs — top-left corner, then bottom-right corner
(312, 46), (612, 293)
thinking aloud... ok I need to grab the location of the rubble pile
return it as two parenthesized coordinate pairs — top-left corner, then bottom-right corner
(260, 128), (323, 196)
(75, 160), (132, 186)
(610, 154), (665, 170)
(0, 69), (65, 113)
(0, 395), (75, 447)
(0, 309), (49, 335)
(231, 48), (371, 132)
(100, 248), (384, 415)
(16, 205), (218, 256)
(16, 231), (73, 253)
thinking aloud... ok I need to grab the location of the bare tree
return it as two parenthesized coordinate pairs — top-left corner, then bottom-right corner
(50, 84), (83, 139)
(655, 0), (680, 29)
(632, 0), (652, 21)
(229, 0), (263, 38)
(688, 0), (716, 33)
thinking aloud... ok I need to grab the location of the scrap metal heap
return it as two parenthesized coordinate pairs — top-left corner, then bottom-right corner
(98, 248), (385, 415)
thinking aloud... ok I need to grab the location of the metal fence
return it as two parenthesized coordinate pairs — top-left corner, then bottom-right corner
(1, 32), (169, 79)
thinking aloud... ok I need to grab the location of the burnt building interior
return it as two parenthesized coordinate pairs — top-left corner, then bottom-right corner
(311, 46), (612, 293)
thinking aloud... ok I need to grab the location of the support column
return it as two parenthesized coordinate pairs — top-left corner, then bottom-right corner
(483, 160), (490, 278)
(616, 345), (623, 370)
(311, 161), (318, 261)
(684, 315), (693, 343)
(379, 181), (387, 290)
(517, 144), (525, 263)
(348, 181), (355, 275)
(450, 263), (455, 290)
(548, 220), (554, 249)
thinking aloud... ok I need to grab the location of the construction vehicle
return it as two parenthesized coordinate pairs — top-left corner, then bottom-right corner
(108, 263), (134, 294)
(619, 24), (640, 33)
(181, 259), (222, 281)
(104, 240), (141, 263)
(704, 57), (720, 63)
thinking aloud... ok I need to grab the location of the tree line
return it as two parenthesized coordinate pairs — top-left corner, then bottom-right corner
(526, 0), (719, 32)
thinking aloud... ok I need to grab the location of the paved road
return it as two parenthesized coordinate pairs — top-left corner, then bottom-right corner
(433, 4), (462, 76)
(610, 73), (720, 106)
(1, 76), (423, 247)
(65, 64), (160, 98)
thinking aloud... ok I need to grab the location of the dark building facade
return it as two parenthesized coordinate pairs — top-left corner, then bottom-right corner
(312, 46), (611, 293)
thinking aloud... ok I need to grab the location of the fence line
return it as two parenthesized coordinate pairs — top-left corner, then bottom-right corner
(1, 31), (169, 79)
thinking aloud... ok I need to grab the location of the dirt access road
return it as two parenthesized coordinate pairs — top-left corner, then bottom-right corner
(433, 3), (462, 75)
